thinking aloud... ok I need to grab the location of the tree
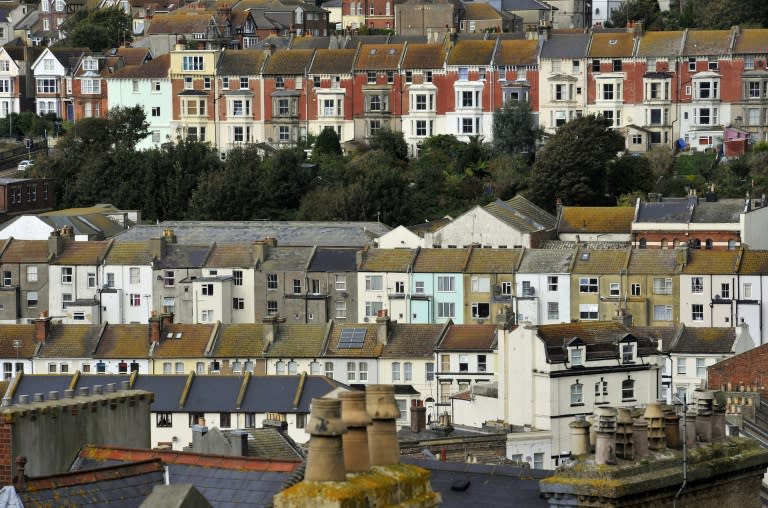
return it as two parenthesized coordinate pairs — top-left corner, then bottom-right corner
(64, 8), (132, 51)
(491, 100), (541, 156)
(529, 115), (625, 209)
(313, 126), (342, 158)
(107, 106), (149, 150)
(608, 0), (661, 29)
(368, 129), (408, 162)
(606, 155), (653, 197)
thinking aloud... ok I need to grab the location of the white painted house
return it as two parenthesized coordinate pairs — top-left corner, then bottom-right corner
(515, 248), (575, 325)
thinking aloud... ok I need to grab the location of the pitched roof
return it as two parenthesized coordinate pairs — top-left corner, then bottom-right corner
(210, 324), (265, 357)
(95, 324), (152, 358)
(627, 249), (679, 274)
(572, 248), (629, 274)
(463, 2), (502, 20)
(682, 249), (740, 274)
(635, 200), (692, 223)
(540, 33), (590, 59)
(38, 324), (103, 358)
(51, 240), (111, 265)
(738, 250), (768, 275)
(733, 29), (768, 54)
(354, 44), (404, 70)
(151, 324), (215, 358)
(309, 48), (356, 74)
(484, 195), (557, 233)
(588, 32), (636, 58)
(666, 325), (736, 354)
(465, 247), (522, 273)
(38, 209), (129, 239)
(683, 30), (731, 56)
(447, 40), (497, 66)
(381, 323), (444, 358)
(412, 248), (470, 273)
(437, 324), (497, 351)
(536, 321), (658, 363)
(147, 11), (213, 34)
(0, 325), (37, 358)
(359, 248), (414, 272)
(558, 207), (634, 234)
(517, 249), (575, 273)
(308, 247), (358, 272)
(205, 243), (254, 267)
(218, 49), (269, 76)
(260, 246), (314, 271)
(494, 39), (539, 66)
(262, 48), (314, 74)
(401, 44), (447, 70)
(104, 242), (154, 265)
(115, 47), (152, 66)
(324, 323), (382, 357)
(0, 239), (48, 263)
(691, 199), (743, 223)
(264, 323), (327, 357)
(157, 244), (212, 269)
(635, 30), (685, 57)
(223, 427), (304, 460)
(107, 53), (171, 79)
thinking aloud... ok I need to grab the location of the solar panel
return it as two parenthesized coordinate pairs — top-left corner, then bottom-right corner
(338, 328), (367, 349)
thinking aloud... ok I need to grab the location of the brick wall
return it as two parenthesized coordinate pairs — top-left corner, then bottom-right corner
(708, 342), (768, 394)
(0, 423), (12, 485)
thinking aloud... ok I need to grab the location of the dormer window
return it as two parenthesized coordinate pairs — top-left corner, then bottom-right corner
(566, 337), (585, 367)
(83, 58), (98, 71)
(619, 336), (637, 364)
(570, 348), (583, 366)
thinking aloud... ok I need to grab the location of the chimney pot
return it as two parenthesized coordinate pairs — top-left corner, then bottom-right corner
(14, 456), (26, 491)
(79, 387), (90, 397)
(18, 395), (29, 404)
(32, 393), (43, 402)
(64, 389), (74, 398)
(48, 391), (59, 401)
(106, 383), (117, 393)
(120, 381), (130, 390)
(93, 385), (103, 395)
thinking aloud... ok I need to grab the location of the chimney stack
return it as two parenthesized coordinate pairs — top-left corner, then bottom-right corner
(410, 399), (426, 433)
(61, 225), (74, 239)
(252, 237), (277, 264)
(262, 316), (282, 345)
(149, 311), (162, 343)
(33, 312), (51, 344)
(376, 309), (390, 345)
(48, 229), (63, 257)
(161, 311), (174, 329)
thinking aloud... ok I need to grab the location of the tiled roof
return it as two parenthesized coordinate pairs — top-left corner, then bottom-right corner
(262, 48), (314, 74)
(536, 321), (658, 363)
(540, 33), (590, 59)
(668, 325), (736, 354)
(105, 242), (154, 265)
(733, 29), (768, 54)
(309, 48), (356, 74)
(517, 249), (575, 274)
(412, 248), (470, 273)
(463, 2), (501, 20)
(38, 324), (103, 358)
(115, 47), (152, 66)
(39, 211), (128, 239)
(324, 323), (382, 357)
(494, 39), (538, 66)
(205, 243), (254, 267)
(437, 324), (497, 351)
(588, 32), (636, 58)
(465, 247), (522, 273)
(627, 249), (679, 274)
(635, 30), (685, 57)
(359, 248), (415, 272)
(558, 207), (634, 234)
(211, 323), (265, 357)
(152, 324), (215, 358)
(218, 49), (269, 76)
(0, 239), (48, 263)
(382, 323), (444, 358)
(51, 239), (111, 265)
(260, 246), (314, 271)
(407, 217), (452, 235)
(401, 44), (447, 70)
(265, 323), (327, 357)
(354, 44), (404, 70)
(94, 324), (151, 358)
(738, 250), (768, 275)
(682, 249), (739, 274)
(0, 325), (37, 358)
(572, 248), (629, 274)
(484, 195), (557, 233)
(147, 11), (213, 34)
(683, 30), (731, 56)
(447, 40), (496, 66)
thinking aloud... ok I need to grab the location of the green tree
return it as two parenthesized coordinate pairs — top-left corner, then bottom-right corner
(64, 7), (132, 51)
(491, 100), (540, 156)
(606, 155), (654, 197)
(107, 105), (149, 150)
(608, 0), (661, 29)
(368, 129), (408, 162)
(529, 115), (625, 209)
(313, 126), (342, 158)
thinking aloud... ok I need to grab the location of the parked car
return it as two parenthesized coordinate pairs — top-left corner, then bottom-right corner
(17, 160), (33, 171)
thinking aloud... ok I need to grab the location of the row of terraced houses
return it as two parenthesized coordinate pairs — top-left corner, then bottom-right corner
(2, 25), (768, 156)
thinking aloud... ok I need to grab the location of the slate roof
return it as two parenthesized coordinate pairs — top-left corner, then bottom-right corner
(105, 241), (154, 265)
(238, 374), (344, 412)
(536, 322), (658, 363)
(635, 200), (693, 223)
(206, 243), (255, 267)
(683, 30), (731, 56)
(0, 325), (37, 358)
(218, 49), (269, 76)
(401, 44), (447, 70)
(627, 249), (679, 274)
(264, 323), (328, 358)
(733, 29), (768, 54)
(517, 249), (575, 274)
(682, 249), (740, 274)
(359, 248), (415, 272)
(308, 247), (358, 272)
(558, 207), (634, 234)
(465, 247), (522, 273)
(37, 208), (129, 239)
(738, 250), (768, 275)
(223, 427), (304, 460)
(309, 48), (356, 74)
(262, 48), (314, 75)
(539, 33), (589, 59)
(502, 0), (553, 10)
(691, 199), (743, 223)
(588, 32), (636, 58)
(413, 248), (470, 273)
(324, 323), (382, 357)
(0, 239), (48, 263)
(447, 40), (496, 66)
(484, 195), (557, 233)
(94, 324), (152, 359)
(113, 221), (390, 247)
(19, 459), (165, 507)
(51, 239), (111, 265)
(291, 36), (333, 49)
(37, 324), (103, 358)
(665, 325), (736, 355)
(109, 54), (170, 79)
(260, 246), (313, 271)
(381, 323), (445, 358)
(572, 248), (629, 274)
(355, 44), (404, 70)
(494, 39), (539, 66)
(635, 30), (685, 57)
(437, 324), (497, 351)
(156, 244), (212, 269)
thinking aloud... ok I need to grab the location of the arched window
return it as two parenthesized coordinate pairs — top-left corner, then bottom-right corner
(622, 377), (635, 401)
(570, 381), (583, 405)
(276, 360), (286, 375)
(693, 239), (701, 249)
(287, 360), (298, 375)
(705, 239), (713, 249)
(660, 238), (668, 249)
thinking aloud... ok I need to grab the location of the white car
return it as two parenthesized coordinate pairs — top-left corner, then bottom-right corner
(17, 160), (33, 171)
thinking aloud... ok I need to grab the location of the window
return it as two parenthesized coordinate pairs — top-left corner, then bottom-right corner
(653, 278), (672, 295)
(233, 297), (245, 310)
(163, 362), (172, 374)
(365, 275), (383, 291)
(404, 362), (412, 381)
(36, 79), (58, 93)
(612, 59), (622, 72)
(392, 362), (400, 381)
(570, 382), (583, 405)
(322, 361), (334, 378)
(365, 301), (382, 317)
(219, 412), (231, 428)
(437, 276), (454, 292)
(60, 267), (73, 284)
(677, 357), (687, 375)
(311, 279), (320, 294)
(425, 71), (433, 83)
(437, 302), (455, 318)
(691, 277), (704, 293)
(744, 283), (753, 299)
(127, 267), (140, 284)
(129, 294), (141, 307)
(347, 361), (356, 382)
(201, 309), (214, 322)
(689, 57), (696, 71)
(156, 413), (172, 428)
(477, 355), (486, 373)
(570, 348), (582, 366)
(632, 134), (643, 145)
(367, 71), (376, 84)
(602, 83), (615, 100)
(386, 71), (394, 83)
(630, 283), (641, 296)
(335, 300), (347, 319)
(26, 291), (38, 307)
(1, 271), (9, 286)
(182, 99), (207, 116)
(164, 270), (175, 287)
(501, 281), (513, 295)
(579, 304), (598, 320)
(622, 378), (635, 401)
(547, 276), (558, 291)
(73, 312), (85, 321)
(654, 305), (673, 321)
(335, 275), (346, 291)
(471, 302), (489, 319)
(426, 362), (434, 381)
(267, 273), (278, 289)
(394, 281), (405, 294)
(592, 59), (601, 72)
(82, 79), (100, 94)
(595, 378), (608, 404)
(27, 266), (37, 282)
(415, 281), (425, 294)
(182, 56), (204, 71)
(189, 413), (205, 427)
(369, 120), (381, 135)
(440, 354), (450, 372)
(267, 301), (278, 315)
(471, 276), (490, 293)
(621, 343), (635, 363)
(230, 270), (243, 287)
(579, 277), (598, 293)
(292, 279), (302, 294)
(458, 355), (469, 372)
(692, 304), (704, 321)
(458, 67), (468, 80)
(202, 284), (214, 296)
(609, 283), (620, 297)
(720, 283), (730, 299)
(547, 302), (559, 320)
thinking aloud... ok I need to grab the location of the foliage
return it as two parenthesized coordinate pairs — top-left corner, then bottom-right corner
(529, 115), (625, 209)
(491, 100), (541, 157)
(368, 129), (408, 162)
(63, 7), (132, 51)
(608, 0), (662, 30)
(664, 0), (768, 29)
(607, 155), (654, 197)
(313, 126), (342, 158)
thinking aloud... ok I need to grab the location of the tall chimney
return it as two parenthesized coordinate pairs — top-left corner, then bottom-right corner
(150, 235), (166, 260)
(410, 399), (426, 433)
(253, 238), (277, 264)
(376, 309), (390, 345)
(262, 316), (281, 345)
(161, 311), (174, 329)
(33, 312), (51, 344)
(48, 229), (63, 257)
(149, 311), (162, 343)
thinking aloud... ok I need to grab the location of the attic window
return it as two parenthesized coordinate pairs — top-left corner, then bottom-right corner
(608, 39), (618, 45)
(175, 332), (183, 339)
(388, 48), (396, 55)
(166, 332), (173, 339)
(369, 48), (377, 55)
(581, 252), (590, 260)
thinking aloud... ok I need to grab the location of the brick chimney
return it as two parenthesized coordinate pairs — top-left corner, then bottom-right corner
(149, 311), (162, 343)
(410, 400), (426, 433)
(161, 311), (174, 329)
(61, 225), (74, 239)
(376, 309), (390, 345)
(47, 229), (63, 257)
(33, 312), (51, 344)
